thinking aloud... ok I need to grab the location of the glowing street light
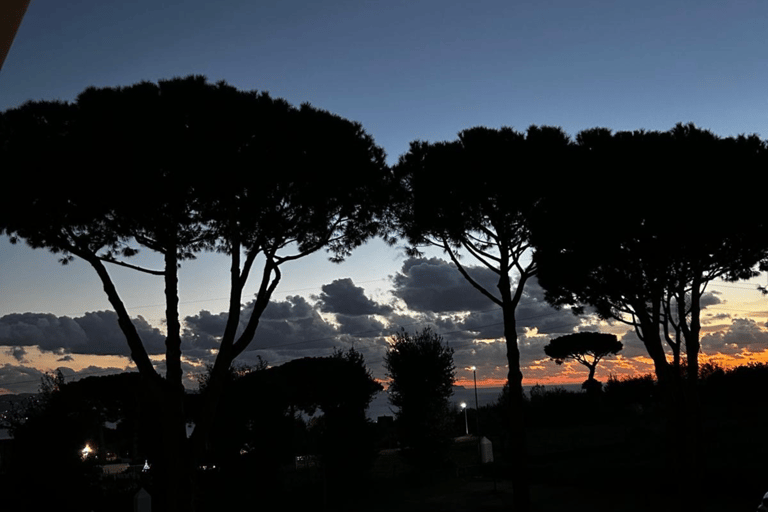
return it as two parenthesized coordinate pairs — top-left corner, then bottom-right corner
(460, 402), (468, 435)
(81, 443), (93, 461)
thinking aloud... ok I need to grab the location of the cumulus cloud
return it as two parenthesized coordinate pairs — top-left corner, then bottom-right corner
(617, 329), (651, 359)
(315, 278), (392, 316)
(700, 291), (722, 308)
(0, 311), (166, 356)
(183, 295), (343, 361)
(392, 257), (499, 313)
(701, 317), (768, 355)
(513, 278), (584, 335)
(334, 313), (387, 336)
(391, 258), (584, 335)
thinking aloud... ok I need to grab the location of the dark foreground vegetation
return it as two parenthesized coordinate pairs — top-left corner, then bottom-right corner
(2, 361), (766, 511)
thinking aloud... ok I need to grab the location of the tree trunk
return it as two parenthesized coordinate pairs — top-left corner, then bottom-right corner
(498, 269), (530, 512)
(148, 380), (195, 512)
(681, 272), (703, 508)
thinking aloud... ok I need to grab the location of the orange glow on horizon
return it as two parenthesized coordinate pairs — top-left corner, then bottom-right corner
(453, 349), (768, 389)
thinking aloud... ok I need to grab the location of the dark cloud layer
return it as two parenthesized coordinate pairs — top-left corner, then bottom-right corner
(0, 364), (132, 395)
(701, 318), (768, 355)
(392, 257), (499, 313)
(5, 257), (760, 394)
(391, 258), (582, 335)
(183, 295), (342, 360)
(0, 311), (166, 356)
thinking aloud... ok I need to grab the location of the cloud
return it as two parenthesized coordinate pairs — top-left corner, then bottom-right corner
(391, 258), (584, 335)
(701, 317), (768, 355)
(334, 313), (388, 336)
(76, 311), (166, 355)
(700, 291), (722, 308)
(513, 278), (584, 335)
(0, 311), (166, 356)
(6, 346), (27, 362)
(0, 365), (46, 394)
(183, 295), (342, 361)
(386, 258), (597, 378)
(617, 329), (651, 359)
(315, 278), (392, 316)
(0, 313), (87, 352)
(391, 257), (499, 313)
(611, 316), (768, 362)
(0, 363), (132, 395)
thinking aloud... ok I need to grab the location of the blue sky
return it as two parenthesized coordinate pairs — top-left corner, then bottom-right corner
(1, 0), (768, 394)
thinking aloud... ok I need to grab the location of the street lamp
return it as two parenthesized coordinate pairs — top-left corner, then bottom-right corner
(471, 366), (480, 436)
(460, 402), (468, 435)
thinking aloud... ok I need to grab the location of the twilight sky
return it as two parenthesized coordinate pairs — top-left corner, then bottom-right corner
(2, 0), (768, 394)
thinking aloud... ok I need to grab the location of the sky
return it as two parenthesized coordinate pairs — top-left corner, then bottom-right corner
(1, 0), (768, 395)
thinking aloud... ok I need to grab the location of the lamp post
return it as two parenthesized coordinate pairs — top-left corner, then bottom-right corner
(472, 366), (480, 436)
(460, 402), (468, 435)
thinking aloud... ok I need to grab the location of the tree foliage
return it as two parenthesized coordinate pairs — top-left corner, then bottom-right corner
(384, 327), (455, 466)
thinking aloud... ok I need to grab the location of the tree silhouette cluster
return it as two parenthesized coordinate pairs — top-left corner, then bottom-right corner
(3, 76), (768, 511)
(1, 75), (395, 512)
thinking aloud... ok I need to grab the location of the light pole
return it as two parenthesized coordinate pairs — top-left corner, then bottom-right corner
(460, 402), (468, 435)
(472, 366), (480, 436)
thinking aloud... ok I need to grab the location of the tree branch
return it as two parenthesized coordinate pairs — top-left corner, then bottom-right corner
(97, 256), (165, 275)
(231, 254), (282, 358)
(80, 253), (159, 381)
(443, 239), (502, 306)
(461, 239), (502, 275)
(217, 238), (245, 358)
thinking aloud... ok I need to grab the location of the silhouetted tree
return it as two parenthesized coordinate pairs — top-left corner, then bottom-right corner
(392, 126), (572, 510)
(207, 351), (382, 508)
(384, 327), (456, 468)
(0, 75), (393, 512)
(544, 332), (622, 392)
(531, 123), (768, 504)
(1, 369), (65, 436)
